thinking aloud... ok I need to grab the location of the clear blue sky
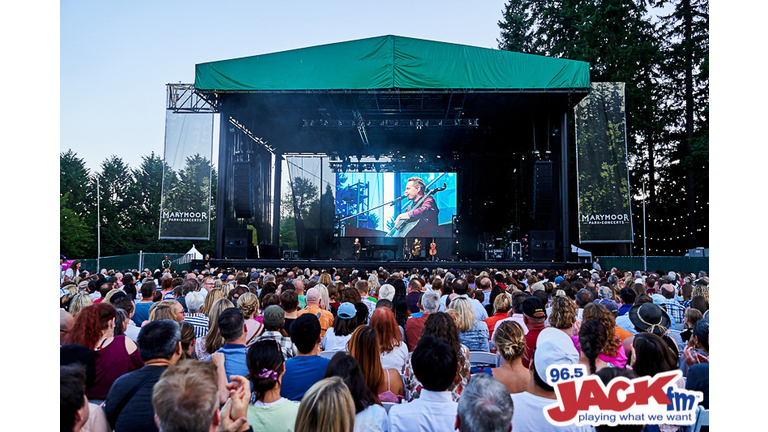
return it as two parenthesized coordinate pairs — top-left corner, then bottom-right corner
(61, 0), (508, 172)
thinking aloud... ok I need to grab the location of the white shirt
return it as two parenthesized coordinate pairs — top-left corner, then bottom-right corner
(510, 392), (595, 432)
(388, 389), (457, 432)
(380, 341), (409, 373)
(355, 404), (389, 432)
(321, 327), (352, 353)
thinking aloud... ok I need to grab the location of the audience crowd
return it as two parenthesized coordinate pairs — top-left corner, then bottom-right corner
(60, 261), (710, 432)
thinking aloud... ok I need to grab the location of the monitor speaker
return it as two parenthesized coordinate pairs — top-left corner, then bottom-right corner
(529, 230), (556, 261)
(224, 229), (249, 259)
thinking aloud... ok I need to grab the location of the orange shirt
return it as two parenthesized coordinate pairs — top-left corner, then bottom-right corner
(483, 312), (509, 340)
(297, 305), (334, 337)
(613, 325), (633, 342)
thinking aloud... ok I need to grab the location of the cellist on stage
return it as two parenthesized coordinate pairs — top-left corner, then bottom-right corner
(394, 177), (439, 238)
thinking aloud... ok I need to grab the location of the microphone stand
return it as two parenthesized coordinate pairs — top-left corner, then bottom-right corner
(338, 194), (408, 223)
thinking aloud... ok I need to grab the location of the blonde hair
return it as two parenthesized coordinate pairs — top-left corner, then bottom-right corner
(319, 273), (332, 287)
(68, 292), (93, 318)
(202, 288), (225, 317)
(237, 292), (259, 319)
(294, 377), (355, 432)
(447, 297), (476, 332)
(61, 285), (78, 304)
(314, 284), (331, 311)
(205, 298), (235, 354)
(494, 320), (526, 363)
(691, 285), (709, 302)
(102, 288), (122, 304)
(149, 300), (182, 322)
(549, 295), (577, 330)
(222, 282), (235, 298)
(493, 292), (512, 315)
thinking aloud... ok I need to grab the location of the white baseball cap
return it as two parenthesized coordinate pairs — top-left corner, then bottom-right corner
(533, 328), (580, 382)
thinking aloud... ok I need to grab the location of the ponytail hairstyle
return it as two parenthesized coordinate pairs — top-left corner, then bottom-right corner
(493, 320), (526, 364)
(246, 340), (285, 403)
(578, 319), (607, 374)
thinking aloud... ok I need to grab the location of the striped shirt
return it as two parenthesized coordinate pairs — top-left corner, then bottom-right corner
(256, 331), (298, 359)
(184, 313), (210, 339)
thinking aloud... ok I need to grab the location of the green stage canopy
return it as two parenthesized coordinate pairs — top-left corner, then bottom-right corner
(195, 35), (590, 92)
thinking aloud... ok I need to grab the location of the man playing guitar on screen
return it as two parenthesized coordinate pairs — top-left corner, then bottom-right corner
(393, 177), (440, 238)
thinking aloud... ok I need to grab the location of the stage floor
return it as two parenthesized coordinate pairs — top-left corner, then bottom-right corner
(193, 259), (590, 272)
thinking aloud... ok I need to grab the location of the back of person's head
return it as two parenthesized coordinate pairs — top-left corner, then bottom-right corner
(452, 277), (469, 295)
(684, 307), (703, 329)
(493, 320), (526, 364)
(280, 289), (299, 312)
(422, 311), (465, 363)
(185, 291), (206, 313)
(305, 287), (322, 305)
(620, 287), (636, 305)
(324, 352), (379, 413)
(355, 279), (369, 295)
(421, 289), (441, 313)
(690, 295), (708, 314)
(295, 376), (355, 432)
(511, 291), (530, 314)
(110, 292), (135, 315)
(578, 319), (608, 374)
(60, 344), (96, 388)
(492, 292), (512, 315)
(369, 306), (401, 352)
(575, 288), (594, 307)
(140, 281), (156, 299)
(631, 332), (677, 377)
(181, 279), (198, 296)
(532, 289), (548, 305)
(68, 292), (93, 318)
(457, 373), (514, 432)
(378, 284), (395, 301)
(346, 325), (384, 394)
(68, 302), (117, 349)
(217, 307), (245, 342)
(412, 335), (457, 392)
(549, 293), (577, 330)
(247, 339), (285, 402)
(152, 361), (219, 432)
(137, 319), (181, 362)
(236, 292), (259, 319)
(60, 365), (88, 432)
(290, 313), (322, 354)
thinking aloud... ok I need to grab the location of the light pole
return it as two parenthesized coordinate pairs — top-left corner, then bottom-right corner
(642, 181), (647, 272)
(96, 175), (101, 273)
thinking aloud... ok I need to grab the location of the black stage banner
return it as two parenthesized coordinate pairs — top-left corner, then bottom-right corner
(575, 82), (633, 243)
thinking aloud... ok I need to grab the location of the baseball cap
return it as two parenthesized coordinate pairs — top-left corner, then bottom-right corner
(651, 294), (666, 307)
(337, 302), (356, 319)
(262, 305), (285, 327)
(534, 328), (580, 382)
(596, 299), (619, 315)
(522, 296), (546, 319)
(692, 319), (709, 342)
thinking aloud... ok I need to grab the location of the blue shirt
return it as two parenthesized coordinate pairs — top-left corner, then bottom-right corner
(280, 355), (330, 401)
(132, 302), (153, 326)
(210, 344), (249, 381)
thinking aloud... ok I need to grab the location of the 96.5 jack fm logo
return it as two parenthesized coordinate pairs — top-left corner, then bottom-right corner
(543, 365), (703, 427)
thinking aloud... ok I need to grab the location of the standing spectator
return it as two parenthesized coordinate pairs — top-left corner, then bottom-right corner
(103, 319), (182, 432)
(245, 339), (300, 430)
(208, 307), (250, 381)
(236, 292), (263, 346)
(389, 335), (459, 432)
(110, 292), (140, 342)
(369, 307), (409, 372)
(280, 289), (300, 334)
(281, 314), (331, 401)
(456, 373), (514, 432)
(324, 352), (389, 432)
(198, 298), (234, 361)
(294, 377), (356, 432)
(66, 303), (143, 402)
(405, 289), (440, 352)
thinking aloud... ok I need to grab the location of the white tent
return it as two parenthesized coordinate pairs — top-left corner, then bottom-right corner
(571, 245), (593, 263)
(184, 245), (204, 260)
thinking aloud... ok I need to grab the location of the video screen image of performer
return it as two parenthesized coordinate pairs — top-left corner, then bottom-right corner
(389, 177), (440, 238)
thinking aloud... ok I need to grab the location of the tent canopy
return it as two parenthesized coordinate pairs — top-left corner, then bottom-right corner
(195, 35), (590, 92)
(185, 245), (204, 260)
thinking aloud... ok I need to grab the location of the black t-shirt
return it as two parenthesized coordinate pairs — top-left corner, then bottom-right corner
(284, 317), (296, 335)
(104, 365), (167, 432)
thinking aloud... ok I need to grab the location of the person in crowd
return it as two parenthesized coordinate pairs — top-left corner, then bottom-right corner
(615, 293), (653, 335)
(103, 319), (182, 432)
(148, 299), (185, 323)
(110, 292), (141, 342)
(389, 335), (459, 432)
(61, 365), (97, 432)
(178, 321), (197, 359)
(577, 319), (611, 374)
(280, 289), (300, 334)
(132, 282), (156, 326)
(484, 292), (512, 345)
(199, 298), (235, 361)
(680, 307), (703, 344)
(324, 352), (389, 432)
(151, 360), (252, 432)
(347, 325), (405, 403)
(684, 319), (709, 409)
(201, 287), (225, 316)
(449, 296), (490, 352)
(547, 291), (577, 336)
(281, 313), (331, 401)
(321, 302), (358, 352)
(61, 309), (75, 346)
(452, 277), (489, 321)
(404, 312), (470, 402)
(520, 296), (547, 369)
(369, 306), (409, 372)
(690, 295), (709, 317)
(626, 301), (679, 358)
(294, 376), (356, 432)
(406, 278), (423, 314)
(491, 291), (530, 342)
(184, 290), (209, 339)
(297, 287), (334, 337)
(455, 373), (514, 432)
(244, 339), (300, 431)
(618, 287), (636, 316)
(66, 303), (144, 402)
(405, 289), (440, 351)
(510, 327), (592, 432)
(482, 320), (529, 394)
(577, 302), (628, 367)
(357, 279), (377, 320)
(209, 307), (250, 391)
(255, 305), (298, 359)
(68, 292), (94, 319)
(378, 284), (396, 302)
(236, 292), (263, 346)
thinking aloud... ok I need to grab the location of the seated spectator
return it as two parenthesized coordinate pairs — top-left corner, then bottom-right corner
(577, 319), (611, 374)
(491, 291), (530, 343)
(369, 307), (409, 372)
(626, 301), (679, 358)
(236, 292), (264, 346)
(256, 305), (298, 359)
(547, 291), (577, 336)
(245, 339), (300, 430)
(484, 292), (512, 345)
(281, 313), (331, 401)
(110, 292), (140, 342)
(575, 302), (628, 368)
(61, 309), (75, 346)
(449, 297), (490, 352)
(680, 307), (703, 344)
(321, 302), (358, 353)
(618, 287), (635, 316)
(61, 365), (96, 432)
(280, 289), (300, 334)
(510, 328), (590, 432)
(406, 279), (423, 314)
(68, 292), (94, 319)
(297, 288), (334, 337)
(198, 298), (234, 361)
(152, 360), (252, 432)
(324, 352), (389, 432)
(520, 296), (548, 369)
(404, 312), (470, 402)
(405, 289), (440, 352)
(389, 335), (459, 432)
(103, 319), (182, 432)
(148, 299), (185, 323)
(294, 376), (356, 432)
(615, 294), (653, 336)
(183, 290), (209, 339)
(347, 325), (405, 403)
(684, 319), (709, 409)
(66, 303), (143, 402)
(455, 373), (514, 432)
(484, 320), (529, 394)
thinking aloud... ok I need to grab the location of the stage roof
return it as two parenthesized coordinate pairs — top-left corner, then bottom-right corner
(194, 35), (590, 92)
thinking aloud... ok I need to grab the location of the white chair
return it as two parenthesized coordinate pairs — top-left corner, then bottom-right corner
(691, 405), (709, 432)
(319, 350), (338, 359)
(468, 351), (500, 368)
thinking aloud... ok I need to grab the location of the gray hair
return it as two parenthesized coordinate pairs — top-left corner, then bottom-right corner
(186, 291), (206, 312)
(421, 290), (441, 313)
(378, 284), (395, 301)
(598, 286), (613, 300)
(457, 373), (513, 432)
(263, 274), (276, 283)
